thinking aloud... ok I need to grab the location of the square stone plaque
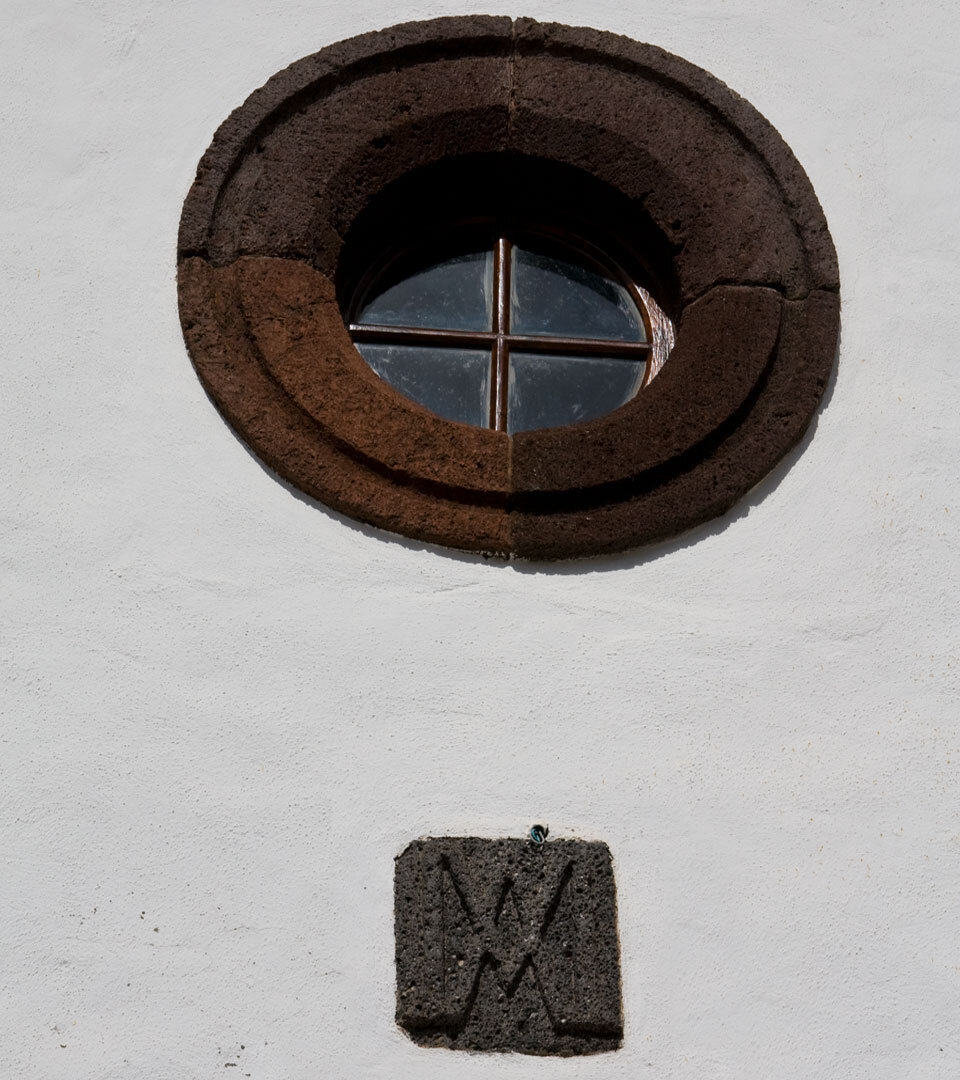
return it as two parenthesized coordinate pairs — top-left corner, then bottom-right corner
(394, 837), (623, 1056)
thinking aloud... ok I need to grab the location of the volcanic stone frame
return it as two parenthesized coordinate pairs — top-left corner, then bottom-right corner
(177, 16), (840, 559)
(394, 837), (623, 1055)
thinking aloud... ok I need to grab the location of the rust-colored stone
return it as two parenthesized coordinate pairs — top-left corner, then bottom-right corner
(232, 257), (511, 498)
(178, 258), (511, 554)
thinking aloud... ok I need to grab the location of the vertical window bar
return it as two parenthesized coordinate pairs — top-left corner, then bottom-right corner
(491, 235), (511, 431)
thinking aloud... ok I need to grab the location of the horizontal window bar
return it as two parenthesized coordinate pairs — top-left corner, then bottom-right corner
(349, 323), (651, 358)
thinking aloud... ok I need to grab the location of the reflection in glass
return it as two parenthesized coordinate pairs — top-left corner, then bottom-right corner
(357, 343), (491, 426)
(510, 245), (646, 342)
(507, 352), (646, 434)
(357, 250), (493, 332)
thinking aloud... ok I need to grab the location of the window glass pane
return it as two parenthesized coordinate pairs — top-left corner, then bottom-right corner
(507, 352), (646, 434)
(357, 250), (494, 332)
(357, 343), (491, 427)
(511, 245), (646, 342)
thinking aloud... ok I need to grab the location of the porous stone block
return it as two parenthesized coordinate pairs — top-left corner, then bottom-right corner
(395, 837), (622, 1055)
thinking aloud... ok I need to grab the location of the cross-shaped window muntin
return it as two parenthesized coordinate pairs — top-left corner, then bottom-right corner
(349, 226), (672, 432)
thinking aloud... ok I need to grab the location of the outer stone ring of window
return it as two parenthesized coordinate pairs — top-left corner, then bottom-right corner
(177, 16), (840, 559)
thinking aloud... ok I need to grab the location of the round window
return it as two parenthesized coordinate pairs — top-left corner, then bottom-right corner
(177, 17), (840, 559)
(349, 228), (674, 433)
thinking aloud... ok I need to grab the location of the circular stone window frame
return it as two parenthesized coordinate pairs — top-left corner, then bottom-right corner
(177, 15), (840, 560)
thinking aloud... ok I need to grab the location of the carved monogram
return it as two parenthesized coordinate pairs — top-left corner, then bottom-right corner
(395, 838), (622, 1055)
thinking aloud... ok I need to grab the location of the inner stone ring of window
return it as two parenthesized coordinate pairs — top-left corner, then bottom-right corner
(177, 16), (840, 559)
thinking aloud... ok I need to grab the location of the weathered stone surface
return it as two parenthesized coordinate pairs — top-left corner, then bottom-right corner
(235, 51), (512, 274)
(232, 256), (511, 498)
(178, 258), (511, 554)
(510, 286), (784, 495)
(395, 837), (622, 1055)
(177, 16), (513, 263)
(511, 18), (839, 300)
(509, 289), (841, 558)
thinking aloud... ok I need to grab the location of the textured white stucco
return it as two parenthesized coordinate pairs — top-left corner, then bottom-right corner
(3, 1), (959, 1077)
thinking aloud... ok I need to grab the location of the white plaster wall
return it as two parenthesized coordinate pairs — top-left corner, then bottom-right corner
(3, 1), (959, 1077)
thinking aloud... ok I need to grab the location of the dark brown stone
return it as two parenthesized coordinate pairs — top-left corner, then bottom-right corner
(395, 837), (622, 1055)
(177, 16), (514, 263)
(177, 17), (840, 560)
(511, 19), (839, 300)
(509, 290), (841, 559)
(511, 286), (783, 495)
(235, 52), (512, 274)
